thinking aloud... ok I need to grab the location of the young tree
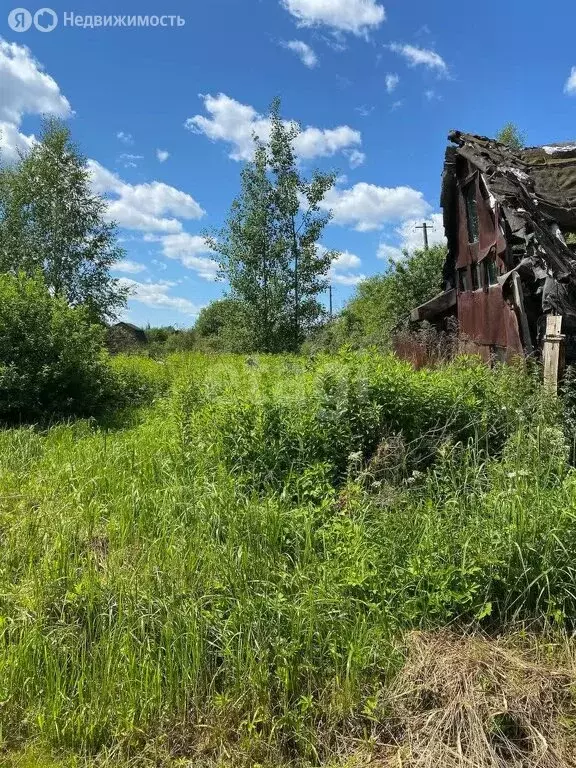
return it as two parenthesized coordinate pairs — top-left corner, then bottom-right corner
(337, 244), (448, 348)
(0, 118), (127, 321)
(496, 123), (526, 151)
(207, 99), (338, 353)
(194, 297), (253, 353)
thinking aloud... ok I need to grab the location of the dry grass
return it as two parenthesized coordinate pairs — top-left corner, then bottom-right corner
(380, 631), (576, 768)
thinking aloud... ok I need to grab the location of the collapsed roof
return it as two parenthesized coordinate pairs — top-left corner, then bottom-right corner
(441, 131), (576, 331)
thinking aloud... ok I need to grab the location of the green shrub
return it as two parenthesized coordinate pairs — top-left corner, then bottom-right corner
(108, 355), (171, 408)
(0, 273), (113, 422)
(183, 351), (538, 491)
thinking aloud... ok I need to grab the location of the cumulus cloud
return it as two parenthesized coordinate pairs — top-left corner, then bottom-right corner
(88, 160), (205, 234)
(186, 93), (362, 163)
(331, 272), (366, 286)
(150, 232), (219, 281)
(377, 243), (404, 262)
(329, 248), (365, 285)
(281, 40), (318, 68)
(321, 181), (431, 231)
(119, 278), (203, 317)
(345, 149), (366, 168)
(332, 249), (361, 271)
(385, 73), (399, 93)
(0, 38), (72, 162)
(157, 149), (170, 162)
(378, 212), (446, 260)
(281, 0), (385, 36)
(388, 43), (448, 75)
(113, 260), (147, 274)
(565, 67), (576, 94)
(317, 245), (365, 286)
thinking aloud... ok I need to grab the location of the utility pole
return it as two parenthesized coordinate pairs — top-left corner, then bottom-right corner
(416, 222), (434, 251)
(329, 284), (333, 320)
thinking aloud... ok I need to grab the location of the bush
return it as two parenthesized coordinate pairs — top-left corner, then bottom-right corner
(0, 272), (113, 421)
(108, 354), (171, 408)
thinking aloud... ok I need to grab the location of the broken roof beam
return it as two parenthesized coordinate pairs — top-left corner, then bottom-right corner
(410, 289), (457, 323)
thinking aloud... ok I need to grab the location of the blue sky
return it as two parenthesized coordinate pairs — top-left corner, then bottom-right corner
(2, 0), (576, 327)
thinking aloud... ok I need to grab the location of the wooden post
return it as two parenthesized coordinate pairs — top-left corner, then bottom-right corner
(543, 315), (565, 393)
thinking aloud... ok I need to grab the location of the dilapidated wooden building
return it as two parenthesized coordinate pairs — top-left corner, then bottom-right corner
(412, 131), (576, 362)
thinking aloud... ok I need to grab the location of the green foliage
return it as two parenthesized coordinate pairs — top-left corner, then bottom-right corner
(0, 119), (127, 321)
(143, 325), (198, 357)
(206, 99), (337, 352)
(495, 122), (526, 151)
(193, 297), (253, 352)
(108, 354), (171, 408)
(307, 244), (447, 351)
(1, 350), (574, 767)
(0, 272), (114, 421)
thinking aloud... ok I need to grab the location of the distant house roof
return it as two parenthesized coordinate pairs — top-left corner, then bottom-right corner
(114, 322), (144, 333)
(108, 321), (147, 347)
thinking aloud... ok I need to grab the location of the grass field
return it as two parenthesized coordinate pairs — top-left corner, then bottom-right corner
(2, 352), (576, 767)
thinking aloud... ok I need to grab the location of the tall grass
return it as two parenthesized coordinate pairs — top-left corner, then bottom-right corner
(0, 352), (573, 765)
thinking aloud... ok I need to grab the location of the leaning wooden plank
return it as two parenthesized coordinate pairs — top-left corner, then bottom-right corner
(410, 289), (457, 323)
(510, 272), (534, 356)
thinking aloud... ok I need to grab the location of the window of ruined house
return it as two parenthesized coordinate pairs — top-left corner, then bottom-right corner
(464, 181), (479, 244)
(484, 258), (498, 286)
(471, 262), (482, 291)
(458, 266), (469, 293)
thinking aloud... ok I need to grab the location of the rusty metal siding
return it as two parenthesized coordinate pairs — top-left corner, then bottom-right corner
(453, 164), (524, 358)
(458, 286), (523, 355)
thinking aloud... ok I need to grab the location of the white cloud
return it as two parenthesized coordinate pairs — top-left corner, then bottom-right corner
(281, 0), (385, 36)
(282, 40), (318, 68)
(120, 278), (203, 317)
(119, 153), (143, 168)
(385, 73), (399, 93)
(319, 245), (365, 286)
(113, 260), (147, 274)
(389, 43), (448, 75)
(186, 93), (362, 163)
(88, 159), (205, 234)
(0, 120), (36, 162)
(145, 232), (219, 281)
(391, 100), (404, 111)
(117, 131), (134, 145)
(377, 243), (404, 262)
(331, 272), (366, 286)
(0, 39), (72, 162)
(378, 212), (446, 260)
(157, 149), (170, 162)
(345, 148), (366, 168)
(321, 182), (431, 231)
(565, 67), (576, 94)
(332, 249), (361, 270)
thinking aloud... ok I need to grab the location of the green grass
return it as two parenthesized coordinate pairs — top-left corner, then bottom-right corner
(0, 351), (574, 766)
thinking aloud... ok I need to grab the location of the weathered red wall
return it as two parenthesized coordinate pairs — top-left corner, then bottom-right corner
(454, 163), (523, 358)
